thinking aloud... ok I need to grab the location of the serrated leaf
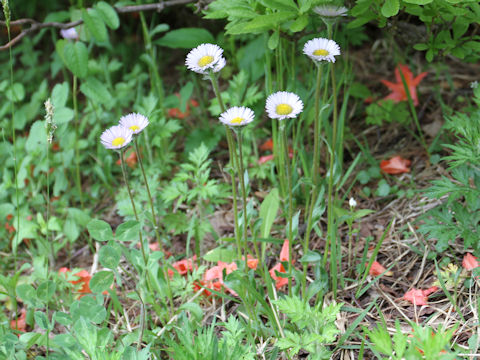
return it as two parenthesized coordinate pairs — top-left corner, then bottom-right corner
(289, 14), (309, 32)
(155, 28), (215, 49)
(89, 271), (113, 293)
(381, 0), (399, 18)
(403, 0), (433, 4)
(63, 41), (88, 78)
(82, 8), (108, 42)
(95, 1), (119, 29)
(243, 12), (295, 32)
(87, 219), (113, 242)
(259, 0), (298, 11)
(80, 77), (111, 105)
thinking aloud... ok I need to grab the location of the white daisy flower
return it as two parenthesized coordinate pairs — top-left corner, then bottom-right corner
(219, 106), (255, 127)
(185, 43), (226, 74)
(313, 5), (348, 18)
(60, 27), (79, 40)
(303, 38), (341, 63)
(265, 91), (303, 120)
(119, 113), (149, 134)
(100, 125), (133, 150)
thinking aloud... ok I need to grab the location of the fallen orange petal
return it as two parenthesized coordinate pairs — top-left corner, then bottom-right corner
(462, 253), (479, 271)
(10, 308), (27, 334)
(279, 239), (290, 263)
(269, 263), (288, 289)
(258, 154), (274, 165)
(404, 288), (428, 306)
(260, 138), (274, 151)
(381, 64), (427, 107)
(380, 155), (411, 174)
(369, 260), (393, 276)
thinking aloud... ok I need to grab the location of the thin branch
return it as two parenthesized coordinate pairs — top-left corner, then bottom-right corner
(0, 0), (195, 51)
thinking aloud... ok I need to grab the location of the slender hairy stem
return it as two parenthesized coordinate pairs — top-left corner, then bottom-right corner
(45, 129), (51, 358)
(209, 73), (242, 260)
(280, 123), (294, 296)
(73, 75), (84, 209)
(134, 138), (163, 252)
(324, 64), (339, 298)
(119, 149), (147, 264)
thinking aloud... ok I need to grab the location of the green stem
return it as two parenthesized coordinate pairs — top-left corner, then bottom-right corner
(73, 75), (84, 209)
(119, 149), (147, 264)
(324, 63), (339, 298)
(46, 133), (51, 358)
(134, 138), (163, 252)
(302, 66), (323, 295)
(209, 72), (242, 260)
(281, 123), (294, 296)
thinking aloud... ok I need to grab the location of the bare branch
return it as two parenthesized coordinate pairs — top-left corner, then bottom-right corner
(0, 0), (196, 51)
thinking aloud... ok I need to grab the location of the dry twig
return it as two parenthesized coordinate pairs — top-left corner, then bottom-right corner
(0, 0), (195, 51)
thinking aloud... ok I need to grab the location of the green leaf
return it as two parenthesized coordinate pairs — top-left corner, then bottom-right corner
(26, 120), (47, 153)
(34, 311), (50, 330)
(289, 14), (309, 32)
(115, 220), (140, 242)
(259, 188), (279, 238)
(87, 219), (113, 242)
(36, 281), (56, 302)
(80, 77), (111, 105)
(381, 0), (399, 17)
(258, 0), (298, 11)
(99, 245), (120, 269)
(5, 83), (25, 102)
(155, 28), (215, 49)
(403, 0), (433, 3)
(203, 247), (237, 262)
(268, 30), (280, 50)
(63, 41), (88, 78)
(95, 1), (119, 29)
(51, 82), (69, 108)
(16, 284), (40, 307)
(82, 8), (108, 42)
(243, 12), (295, 32)
(299, 250), (322, 263)
(89, 271), (114, 293)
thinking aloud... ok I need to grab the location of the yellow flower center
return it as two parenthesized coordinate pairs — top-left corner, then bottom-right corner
(129, 125), (140, 131)
(230, 117), (244, 125)
(276, 104), (293, 115)
(198, 55), (214, 67)
(313, 49), (329, 56)
(112, 137), (125, 147)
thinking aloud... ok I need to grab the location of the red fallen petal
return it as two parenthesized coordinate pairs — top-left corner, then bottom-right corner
(280, 239), (290, 262)
(381, 64), (426, 107)
(380, 156), (411, 174)
(58, 267), (70, 274)
(462, 253), (479, 271)
(258, 154), (274, 165)
(52, 142), (60, 151)
(10, 308), (27, 334)
(189, 99), (199, 107)
(169, 255), (197, 278)
(404, 288), (428, 306)
(269, 263), (288, 289)
(243, 254), (258, 270)
(412, 71), (428, 86)
(260, 138), (274, 151)
(369, 261), (393, 276)
(72, 270), (92, 294)
(6, 214), (13, 221)
(364, 96), (374, 104)
(422, 286), (439, 296)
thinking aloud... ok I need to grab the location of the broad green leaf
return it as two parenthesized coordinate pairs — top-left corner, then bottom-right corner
(402, 0), (433, 4)
(5, 83), (25, 102)
(34, 311), (50, 330)
(99, 245), (120, 269)
(268, 30), (280, 50)
(289, 14), (309, 32)
(51, 82), (69, 108)
(381, 0), (399, 17)
(89, 271), (114, 293)
(203, 247), (237, 262)
(95, 1), (119, 29)
(63, 41), (88, 78)
(82, 8), (108, 42)
(155, 28), (215, 49)
(259, 188), (279, 238)
(299, 250), (322, 263)
(258, 0), (298, 11)
(16, 284), (40, 307)
(87, 219), (113, 242)
(80, 77), (111, 105)
(243, 12), (295, 32)
(115, 220), (140, 242)
(26, 121), (46, 153)
(36, 281), (56, 302)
